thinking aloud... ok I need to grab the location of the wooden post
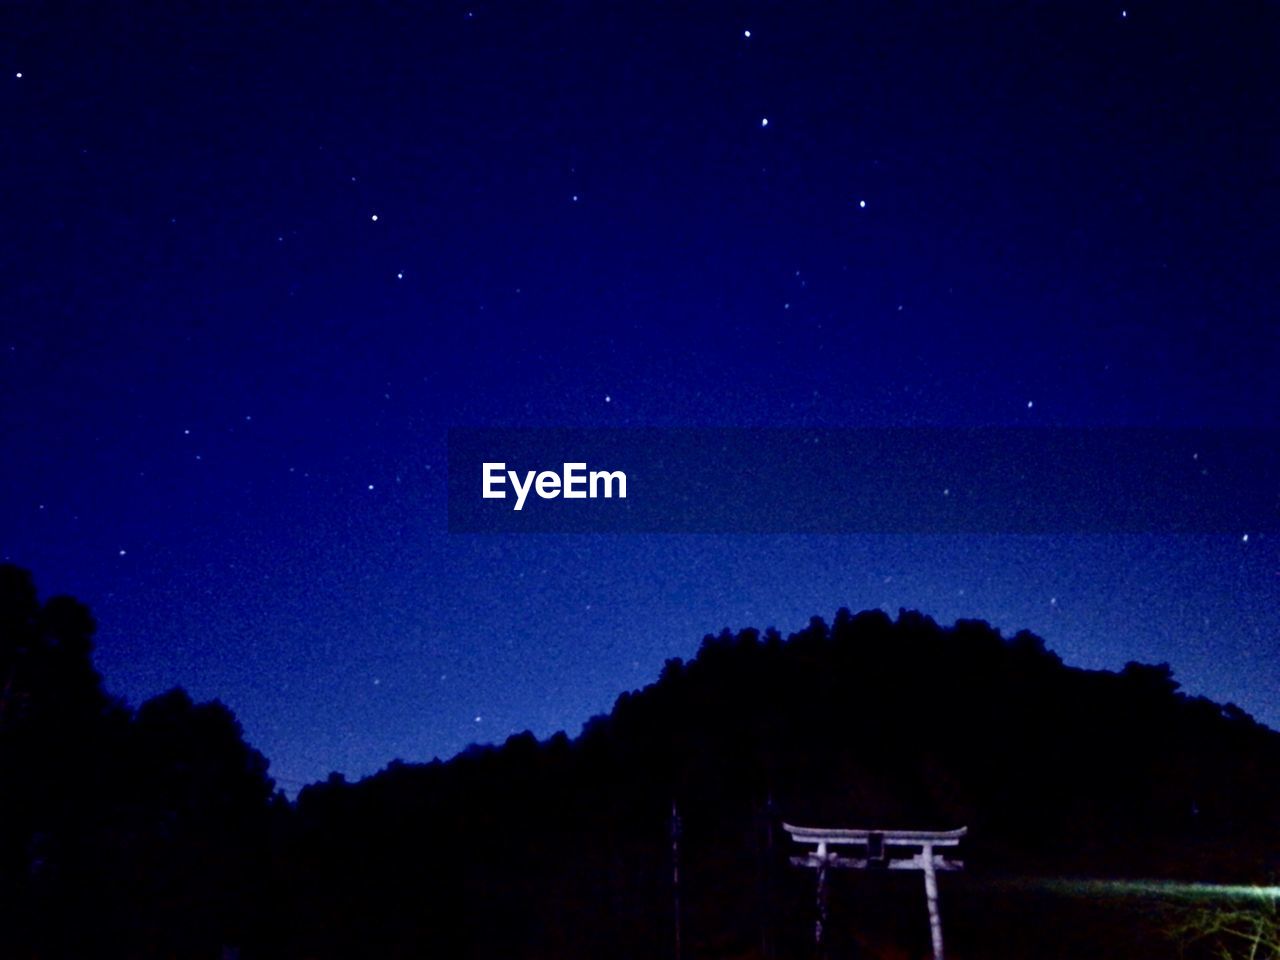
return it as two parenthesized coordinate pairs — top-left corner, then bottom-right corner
(921, 844), (944, 960)
(760, 793), (777, 960)
(671, 799), (682, 960)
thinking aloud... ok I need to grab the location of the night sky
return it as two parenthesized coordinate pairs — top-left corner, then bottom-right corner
(2, 2), (1277, 792)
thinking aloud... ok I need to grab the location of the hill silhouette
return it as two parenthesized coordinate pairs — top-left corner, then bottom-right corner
(1, 563), (1277, 958)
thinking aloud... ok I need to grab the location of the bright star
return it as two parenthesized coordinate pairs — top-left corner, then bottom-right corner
(744, 29), (751, 38)
(370, 214), (378, 222)
(761, 117), (769, 127)
(859, 199), (866, 208)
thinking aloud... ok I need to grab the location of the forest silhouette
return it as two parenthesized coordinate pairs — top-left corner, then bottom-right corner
(1, 562), (1276, 959)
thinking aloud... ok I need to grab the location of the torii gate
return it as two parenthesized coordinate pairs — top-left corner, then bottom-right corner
(783, 823), (966, 960)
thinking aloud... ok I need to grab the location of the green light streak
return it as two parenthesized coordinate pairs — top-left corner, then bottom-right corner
(995, 878), (1280, 902)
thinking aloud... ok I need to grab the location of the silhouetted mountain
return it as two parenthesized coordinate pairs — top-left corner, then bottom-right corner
(2, 564), (1277, 959)
(286, 608), (1280, 960)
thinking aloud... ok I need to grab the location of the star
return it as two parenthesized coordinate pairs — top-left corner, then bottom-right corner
(760, 117), (769, 127)
(118, 549), (127, 556)
(1027, 400), (1034, 409)
(367, 484), (375, 490)
(15, 72), (22, 79)
(744, 29), (751, 38)
(604, 395), (612, 403)
(1242, 534), (1249, 543)
(859, 199), (866, 208)
(370, 214), (378, 222)
(396, 272), (404, 279)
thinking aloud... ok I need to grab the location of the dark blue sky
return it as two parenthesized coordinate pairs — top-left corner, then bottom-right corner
(2, 2), (1276, 791)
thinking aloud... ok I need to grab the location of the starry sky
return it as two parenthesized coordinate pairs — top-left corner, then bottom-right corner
(2, 2), (1277, 792)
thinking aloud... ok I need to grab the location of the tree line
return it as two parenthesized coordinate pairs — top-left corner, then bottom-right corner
(2, 562), (1277, 958)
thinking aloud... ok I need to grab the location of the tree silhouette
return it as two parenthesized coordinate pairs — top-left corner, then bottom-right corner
(0, 565), (278, 958)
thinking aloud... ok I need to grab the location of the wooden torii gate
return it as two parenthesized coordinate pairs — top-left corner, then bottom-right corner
(783, 823), (966, 960)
